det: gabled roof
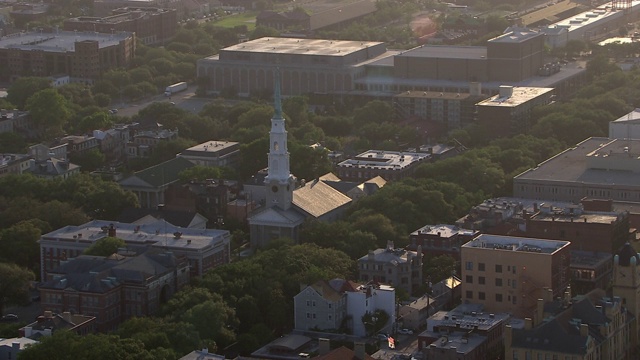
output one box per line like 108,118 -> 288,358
249,206 -> 305,226
293,179 -> 351,218
119,157 -> 194,188
118,207 -> 203,228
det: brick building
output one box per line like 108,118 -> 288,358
38,250 -> 189,332
63,7 -> 177,45
408,224 -> 478,261
0,30 -> 135,83
461,234 -> 571,318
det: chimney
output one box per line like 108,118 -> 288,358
354,342 -> 366,360
44,311 -> 53,319
12,342 -> 20,351
387,240 -> 394,250
580,323 -> 589,337
108,223 -> 116,237
505,325 -> 513,348
536,298 -> 544,325
524,317 -> 533,330
319,338 -> 330,355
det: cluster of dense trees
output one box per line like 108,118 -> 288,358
0,174 -> 138,278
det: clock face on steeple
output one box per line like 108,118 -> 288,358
272,186 -> 279,193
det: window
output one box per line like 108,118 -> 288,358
479,276 -> 485,285
478,263 -> 485,271
496,293 -> 503,302
466,290 -> 473,299
495,264 -> 503,273
466,275 -> 473,284
478,292 -> 485,300
465,261 -> 473,270
495,278 -> 502,287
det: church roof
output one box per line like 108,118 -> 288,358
293,179 -> 352,218
249,206 -> 305,226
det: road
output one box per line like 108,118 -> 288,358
113,84 -> 212,118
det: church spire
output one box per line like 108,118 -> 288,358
264,67 -> 295,210
274,67 -> 283,119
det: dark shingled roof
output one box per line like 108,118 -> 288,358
511,318 -> 588,354
617,243 -> 640,267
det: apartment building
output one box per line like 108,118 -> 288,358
461,234 -> 571,318
357,241 -> 423,296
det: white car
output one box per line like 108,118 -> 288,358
398,328 -> 414,335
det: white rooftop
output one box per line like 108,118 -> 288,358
476,86 -> 554,108
41,219 -> 230,251
463,234 -> 570,254
221,37 -> 383,56
338,150 -> 430,170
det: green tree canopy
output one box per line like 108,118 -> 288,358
26,88 -> 72,136
6,77 -> 51,109
0,262 -> 34,315
83,236 -> 126,256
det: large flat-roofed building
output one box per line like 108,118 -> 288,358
336,150 -> 430,182
461,234 -> 571,318
197,37 -> 388,97
514,137 -> 640,203
542,0 -> 640,48
476,85 -> 554,136
199,33 -> 585,100
39,219 -> 231,279
63,7 -> 177,45
177,140 -> 240,169
0,30 -> 135,82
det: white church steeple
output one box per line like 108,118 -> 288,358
264,68 -> 295,210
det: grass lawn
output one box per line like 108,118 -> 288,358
212,12 -> 258,31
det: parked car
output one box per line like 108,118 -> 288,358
376,333 -> 389,340
1,314 -> 18,322
109,109 -> 118,114
398,328 -> 414,335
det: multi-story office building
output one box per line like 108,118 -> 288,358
514,137 -> 640,203
177,140 -> 240,169
39,219 -> 231,279
357,241 -> 423,296
0,30 -> 135,83
64,7 -> 177,45
475,85 -> 555,136
336,150 -> 430,182
393,90 -> 483,129
461,234 -> 571,318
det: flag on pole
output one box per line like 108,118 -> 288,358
388,336 -> 395,349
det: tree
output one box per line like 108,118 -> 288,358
6,77 -> 51,109
84,236 -> 126,256
424,255 -> 457,284
178,166 -> 223,182
71,148 -> 107,172
0,132 -> 27,153
353,100 -> 393,126
26,88 -> 72,136
0,220 -> 42,272
0,262 -> 34,315
18,331 -> 154,360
